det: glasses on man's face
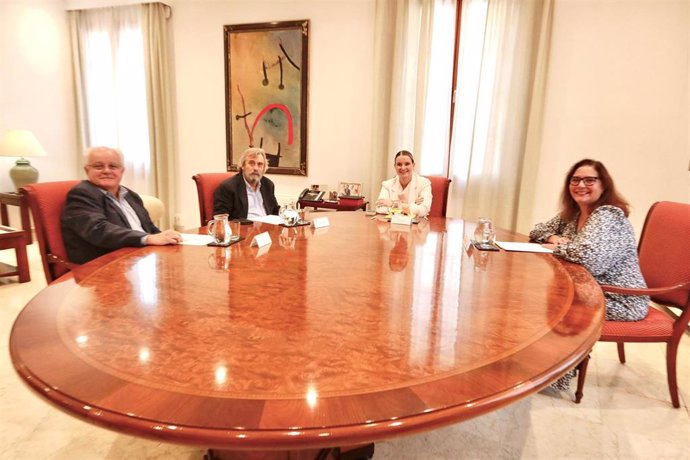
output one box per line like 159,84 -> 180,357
569,176 -> 599,186
88,163 -> 123,171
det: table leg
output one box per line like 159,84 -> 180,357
19,199 -> 32,244
15,241 -> 30,283
205,443 -> 374,460
0,203 -> 8,226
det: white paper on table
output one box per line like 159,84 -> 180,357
494,241 -> 553,253
249,215 -> 284,225
391,214 -> 412,226
179,233 -> 214,246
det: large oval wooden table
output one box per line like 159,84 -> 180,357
10,212 -> 604,459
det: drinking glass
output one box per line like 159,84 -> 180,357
474,217 -> 496,244
229,220 -> 241,241
390,200 -> 402,215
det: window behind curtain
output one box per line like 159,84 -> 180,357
418,0 -> 457,177
71,6 -> 151,194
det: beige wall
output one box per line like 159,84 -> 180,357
171,0 -> 375,227
0,0 -> 77,197
525,0 -> 689,236
2,0 -> 687,234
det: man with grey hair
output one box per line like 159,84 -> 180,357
213,147 -> 280,219
62,146 -> 182,264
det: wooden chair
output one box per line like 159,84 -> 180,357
192,172 -> 237,226
576,201 -> 690,407
21,181 -> 80,284
424,175 -> 451,217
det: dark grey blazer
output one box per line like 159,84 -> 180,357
212,174 -> 280,219
61,180 -> 160,264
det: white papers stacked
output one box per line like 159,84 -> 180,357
249,215 -> 285,225
179,233 -> 215,246
494,241 -> 553,253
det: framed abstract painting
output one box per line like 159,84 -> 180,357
224,20 -> 309,175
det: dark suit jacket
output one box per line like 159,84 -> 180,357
212,174 -> 280,219
61,181 -> 160,264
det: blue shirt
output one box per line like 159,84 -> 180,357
245,179 -> 267,218
100,186 -> 147,244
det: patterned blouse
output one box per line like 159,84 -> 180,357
530,205 -> 649,321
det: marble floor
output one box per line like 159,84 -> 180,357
1,244 -> 689,460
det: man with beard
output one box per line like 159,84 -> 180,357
213,147 -> 280,219
61,146 -> 181,264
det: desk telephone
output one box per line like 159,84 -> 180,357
299,188 -> 325,202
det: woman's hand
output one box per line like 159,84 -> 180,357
415,196 -> 423,205
547,235 -> 570,245
376,198 -> 392,207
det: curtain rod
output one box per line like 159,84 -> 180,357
66,2 -> 172,18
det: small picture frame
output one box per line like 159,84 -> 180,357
338,182 -> 362,198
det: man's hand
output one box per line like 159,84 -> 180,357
146,229 -> 182,246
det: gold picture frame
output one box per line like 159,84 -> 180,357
224,20 -> 309,175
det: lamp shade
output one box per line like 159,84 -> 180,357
0,130 -> 48,190
0,130 -> 48,158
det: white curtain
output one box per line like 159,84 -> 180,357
69,3 -> 175,227
141,3 -> 175,228
447,0 -> 553,230
70,5 -> 151,192
369,0 -> 456,199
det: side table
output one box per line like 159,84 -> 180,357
298,198 -> 368,212
0,191 -> 32,245
0,225 -> 30,283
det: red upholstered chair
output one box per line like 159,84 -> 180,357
424,175 -> 451,217
576,201 -> 690,407
21,181 -> 81,284
192,172 -> 237,226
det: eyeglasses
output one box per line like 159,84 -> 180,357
569,176 -> 599,186
88,163 -> 123,171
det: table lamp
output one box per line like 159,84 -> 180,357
0,129 -> 48,191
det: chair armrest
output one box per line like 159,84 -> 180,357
47,253 -> 79,270
600,280 -> 690,296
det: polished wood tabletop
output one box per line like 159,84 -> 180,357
10,212 -> 603,451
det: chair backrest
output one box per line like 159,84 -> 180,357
424,175 -> 451,218
21,181 -> 80,283
637,201 -> 690,307
139,194 -> 165,227
192,172 -> 237,226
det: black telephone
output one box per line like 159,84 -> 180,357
299,188 -> 324,202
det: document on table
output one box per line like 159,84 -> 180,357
494,241 -> 553,253
179,233 -> 215,246
249,215 -> 285,225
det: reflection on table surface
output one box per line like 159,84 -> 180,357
10,212 -> 603,450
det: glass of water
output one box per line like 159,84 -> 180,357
390,200 -> 402,215
474,217 -> 496,244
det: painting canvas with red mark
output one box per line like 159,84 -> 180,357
224,20 -> 309,176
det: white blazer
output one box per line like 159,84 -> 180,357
375,174 -> 432,217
